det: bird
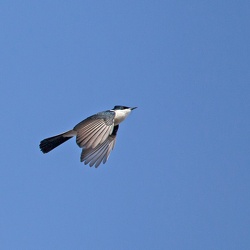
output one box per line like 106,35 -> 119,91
39,105 -> 137,168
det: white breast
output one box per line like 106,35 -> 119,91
114,109 -> 131,125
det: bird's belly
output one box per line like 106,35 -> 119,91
114,109 -> 131,125
114,114 -> 126,125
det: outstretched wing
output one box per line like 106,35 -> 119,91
80,125 -> 119,168
73,111 -> 115,149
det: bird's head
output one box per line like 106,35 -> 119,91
113,105 -> 137,111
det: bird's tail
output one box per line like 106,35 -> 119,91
39,130 -> 76,153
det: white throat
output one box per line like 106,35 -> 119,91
114,109 -> 131,125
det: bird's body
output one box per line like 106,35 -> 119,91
39,105 -> 137,168
113,108 -> 133,125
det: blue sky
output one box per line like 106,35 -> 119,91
0,1 -> 249,249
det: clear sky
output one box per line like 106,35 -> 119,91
0,1 -> 249,249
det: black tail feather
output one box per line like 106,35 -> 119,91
40,134 -> 73,153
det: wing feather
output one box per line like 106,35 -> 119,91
76,121 -> 103,143
80,125 -> 119,168
90,124 -> 113,148
81,123 -> 106,147
89,143 -> 108,167
74,111 -> 115,149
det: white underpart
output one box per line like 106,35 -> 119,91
114,109 -> 131,125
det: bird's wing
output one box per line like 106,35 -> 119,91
73,111 -> 115,149
80,125 -> 119,168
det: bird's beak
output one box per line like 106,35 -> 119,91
130,107 -> 137,110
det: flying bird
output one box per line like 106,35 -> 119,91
39,105 -> 137,168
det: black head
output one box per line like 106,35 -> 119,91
113,105 -> 129,110
113,105 -> 137,110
